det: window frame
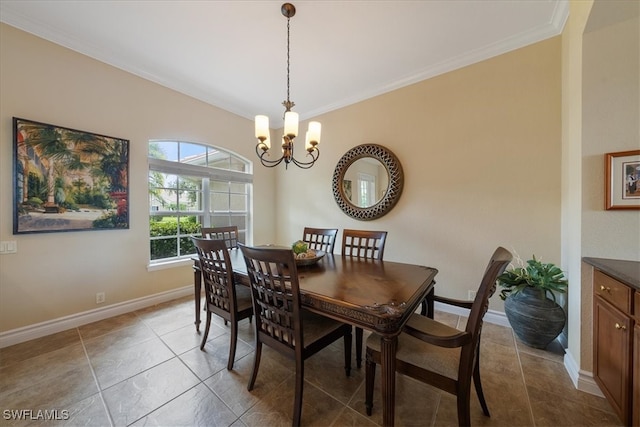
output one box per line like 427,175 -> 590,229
148,140 -> 252,268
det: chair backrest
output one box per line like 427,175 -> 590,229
201,226 -> 239,249
341,229 -> 388,260
461,247 -> 512,376
302,227 -> 338,253
192,237 -> 238,315
238,243 -> 303,352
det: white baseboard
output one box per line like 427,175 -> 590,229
433,301 -> 511,328
564,349 -> 604,397
0,286 -> 193,349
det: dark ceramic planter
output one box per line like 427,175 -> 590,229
504,287 -> 566,349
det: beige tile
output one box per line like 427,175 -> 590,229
433,310 -> 461,328
515,336 -> 565,362
330,406 -> 379,427
0,329 -> 81,369
132,383 -> 238,426
0,343 -> 90,395
88,336 -> 174,390
102,358 -> 200,426
159,322 -> 226,355
479,322 -> 515,348
519,352 -> 616,414
78,312 -> 141,340
304,340 -> 365,404
240,376 -> 345,427
205,349 -> 293,417
527,385 -> 623,426
0,295 -> 619,427
27,393 -> 111,427
138,303 -> 195,336
179,333 -> 253,381
82,322 -> 157,356
349,371 -> 440,426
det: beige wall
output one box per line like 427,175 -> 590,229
0,24 -> 277,332
580,4 -> 640,375
561,0 -> 639,388
0,22 -> 564,335
275,37 -> 563,315
583,15 -> 640,259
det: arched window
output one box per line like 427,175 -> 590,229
148,140 -> 252,264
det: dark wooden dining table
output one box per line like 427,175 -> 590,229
192,249 -> 438,427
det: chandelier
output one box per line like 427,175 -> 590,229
254,3 -> 321,169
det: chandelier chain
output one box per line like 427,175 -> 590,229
286,15 -> 291,112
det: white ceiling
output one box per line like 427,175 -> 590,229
0,1 -> 568,127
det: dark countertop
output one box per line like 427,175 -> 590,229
583,257 -> 640,291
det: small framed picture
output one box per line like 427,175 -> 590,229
605,150 -> 640,210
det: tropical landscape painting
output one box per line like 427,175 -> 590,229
13,117 -> 129,233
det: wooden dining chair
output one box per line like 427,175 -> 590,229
302,227 -> 338,253
192,237 -> 253,370
201,225 -> 240,248
364,247 -> 512,427
239,243 -> 352,427
342,229 -> 388,368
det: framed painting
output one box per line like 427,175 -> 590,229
605,149 -> 640,210
13,117 -> 129,233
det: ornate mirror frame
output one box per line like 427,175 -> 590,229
332,144 -> 404,220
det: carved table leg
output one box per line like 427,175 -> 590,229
193,264 -> 201,332
380,334 -> 398,427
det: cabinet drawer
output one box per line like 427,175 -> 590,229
635,292 -> 640,322
594,270 -> 632,315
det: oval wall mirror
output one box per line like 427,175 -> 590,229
332,144 -> 404,220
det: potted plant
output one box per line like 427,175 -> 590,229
497,255 -> 568,349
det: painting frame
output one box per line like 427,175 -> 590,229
13,117 -> 130,234
605,149 -> 640,210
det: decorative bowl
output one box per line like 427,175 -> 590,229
295,250 -> 325,266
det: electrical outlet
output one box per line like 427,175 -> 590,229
467,290 -> 476,300
96,292 -> 106,304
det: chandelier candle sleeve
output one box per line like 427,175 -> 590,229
284,111 -> 299,137
255,115 -> 269,141
308,121 -> 321,145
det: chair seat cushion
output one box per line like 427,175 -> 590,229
367,330 -> 461,381
235,285 -> 253,312
301,309 -> 347,347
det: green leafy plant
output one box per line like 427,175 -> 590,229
497,255 -> 568,301
292,240 -> 308,255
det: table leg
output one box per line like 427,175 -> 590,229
427,286 -> 435,319
193,266 -> 201,332
380,334 -> 398,427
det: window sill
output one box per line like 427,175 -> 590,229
147,258 -> 193,272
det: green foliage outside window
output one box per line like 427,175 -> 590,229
149,216 -> 200,260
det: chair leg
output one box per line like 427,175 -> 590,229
365,352 -> 376,416
473,347 -> 490,417
355,327 -> 363,368
200,311 -> 212,350
457,383 -> 471,427
344,328 -> 352,377
227,320 -> 238,370
247,341 -> 262,391
293,360 -> 304,427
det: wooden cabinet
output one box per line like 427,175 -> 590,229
593,268 -> 638,426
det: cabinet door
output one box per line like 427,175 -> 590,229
594,296 -> 632,424
633,323 -> 639,427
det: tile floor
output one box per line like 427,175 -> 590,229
0,295 -> 623,427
